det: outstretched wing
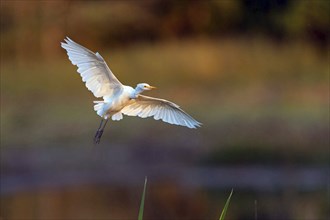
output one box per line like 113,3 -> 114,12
121,95 -> 202,129
61,37 -> 123,98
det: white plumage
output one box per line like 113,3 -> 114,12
121,95 -> 199,129
61,37 -> 201,143
61,37 -> 122,98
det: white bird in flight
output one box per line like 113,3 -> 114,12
61,37 -> 201,144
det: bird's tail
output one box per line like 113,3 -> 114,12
93,101 -> 123,121
93,101 -> 105,117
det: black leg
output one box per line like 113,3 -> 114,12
94,119 -> 104,143
97,119 -> 104,130
102,119 -> 108,130
94,119 -> 108,144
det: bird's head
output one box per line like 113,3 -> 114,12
135,83 -> 157,94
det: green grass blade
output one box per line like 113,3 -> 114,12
138,177 -> 148,220
219,189 -> 234,220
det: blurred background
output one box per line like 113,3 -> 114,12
1,1 -> 329,220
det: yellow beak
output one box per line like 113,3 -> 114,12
147,85 -> 157,90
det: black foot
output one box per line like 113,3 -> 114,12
94,129 -> 104,144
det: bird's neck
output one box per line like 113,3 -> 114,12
133,86 -> 144,97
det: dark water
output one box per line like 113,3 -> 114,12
1,145 -> 328,220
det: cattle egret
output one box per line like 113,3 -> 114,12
61,37 -> 201,144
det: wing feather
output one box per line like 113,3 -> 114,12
61,37 -> 123,98
164,108 -> 170,123
121,95 -> 202,129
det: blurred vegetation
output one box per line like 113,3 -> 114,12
2,38 -> 328,162
1,0 -> 329,63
